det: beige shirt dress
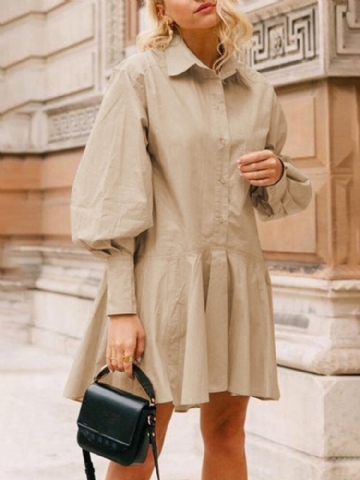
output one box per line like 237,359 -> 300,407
64,35 -> 312,408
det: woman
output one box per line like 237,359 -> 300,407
64,0 -> 312,479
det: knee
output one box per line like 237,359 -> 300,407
201,416 -> 246,454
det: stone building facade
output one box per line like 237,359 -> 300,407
0,0 -> 359,478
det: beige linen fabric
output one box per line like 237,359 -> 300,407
64,35 -> 312,408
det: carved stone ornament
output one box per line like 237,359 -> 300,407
105,0 -> 126,69
247,4 -> 318,72
48,105 -> 100,144
335,0 -> 360,54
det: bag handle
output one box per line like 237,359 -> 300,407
94,363 -> 156,405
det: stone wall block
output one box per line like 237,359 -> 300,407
41,189 -> 72,236
272,276 -> 360,319
0,60 -> 45,113
0,0 -> 43,25
32,289 -> 94,340
332,176 -> 352,265
46,1 -> 96,55
7,246 -> 104,297
246,366 -> 360,458
247,433 -> 360,480
328,80 -> 360,269
281,94 -> 316,159
258,81 -> 329,263
258,196 -> 317,255
0,113 -> 34,152
42,0 -> 69,12
313,180 -> 330,267
271,275 -> 360,374
0,156 -> 42,237
0,1 -> 69,25
30,110 -> 49,150
279,82 -> 328,166
0,157 -> 41,190
0,1 -> 70,24
0,285 -> 34,344
329,82 -> 358,171
259,77 -> 360,275
0,191 -> 42,236
46,49 -> 96,100
0,16 -> 45,68
41,150 -> 81,190
275,331 -> 360,376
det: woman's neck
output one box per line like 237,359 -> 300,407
178,28 -> 220,69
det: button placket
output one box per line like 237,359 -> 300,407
211,81 -> 230,242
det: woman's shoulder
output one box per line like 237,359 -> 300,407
112,48 -> 164,83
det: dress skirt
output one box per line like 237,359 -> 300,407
63,248 -> 280,408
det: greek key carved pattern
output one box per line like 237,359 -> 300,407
48,105 -> 100,143
335,0 -> 360,54
105,0 -> 125,69
247,5 -> 318,72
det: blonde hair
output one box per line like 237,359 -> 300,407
137,0 -> 253,72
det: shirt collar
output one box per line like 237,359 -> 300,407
164,34 -> 242,80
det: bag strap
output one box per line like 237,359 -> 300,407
148,413 -> 161,480
94,364 -> 156,405
82,450 -> 96,480
81,364 -> 160,480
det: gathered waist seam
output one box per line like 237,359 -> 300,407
135,245 -> 264,263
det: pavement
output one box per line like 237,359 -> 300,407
0,339 -> 203,480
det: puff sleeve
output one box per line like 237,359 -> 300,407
250,90 -> 312,221
71,66 -> 153,315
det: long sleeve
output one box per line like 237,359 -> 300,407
71,65 -> 153,315
250,90 -> 312,221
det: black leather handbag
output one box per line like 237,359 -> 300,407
77,364 -> 160,480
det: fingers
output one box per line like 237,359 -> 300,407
122,352 -> 134,378
106,314 -> 145,379
237,149 -> 274,166
237,150 -> 283,186
106,337 -> 135,375
106,349 -> 135,378
135,330 -> 145,365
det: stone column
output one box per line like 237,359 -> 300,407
239,0 -> 360,478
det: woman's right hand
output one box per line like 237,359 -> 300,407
106,314 -> 145,378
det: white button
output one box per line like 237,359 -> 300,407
219,178 -> 226,185
217,216 -> 224,223
219,138 -> 228,146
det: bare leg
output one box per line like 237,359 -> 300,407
200,392 -> 250,480
105,402 -> 174,480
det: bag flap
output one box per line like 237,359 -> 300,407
77,383 -> 151,447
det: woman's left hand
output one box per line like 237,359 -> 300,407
237,150 -> 284,187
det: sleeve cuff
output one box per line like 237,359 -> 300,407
265,163 -> 288,205
106,253 -> 137,316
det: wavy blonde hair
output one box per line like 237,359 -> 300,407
137,0 -> 253,72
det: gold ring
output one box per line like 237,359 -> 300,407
122,355 -> 133,364
110,357 -> 117,361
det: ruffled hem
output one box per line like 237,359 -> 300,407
63,248 -> 280,407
